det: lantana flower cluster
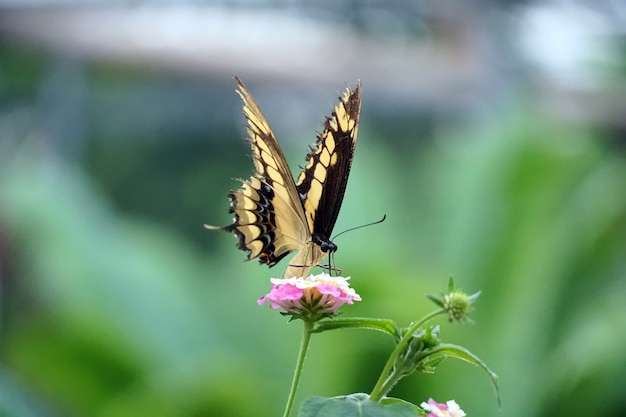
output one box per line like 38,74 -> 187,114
421,398 -> 466,417
258,273 -> 361,320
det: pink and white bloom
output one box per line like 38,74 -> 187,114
258,273 -> 361,319
420,398 -> 466,417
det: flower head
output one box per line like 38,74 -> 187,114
420,399 -> 466,417
258,273 -> 361,321
427,277 -> 480,323
443,291 -> 474,322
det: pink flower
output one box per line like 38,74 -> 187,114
258,273 -> 361,320
420,399 -> 466,417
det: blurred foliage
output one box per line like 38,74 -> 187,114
1,36 -> 626,417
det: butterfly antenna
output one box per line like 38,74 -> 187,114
331,214 -> 387,241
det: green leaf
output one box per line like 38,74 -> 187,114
447,277 -> 456,292
312,318 -> 400,339
427,343 -> 500,406
425,294 -> 444,308
299,394 -> 419,417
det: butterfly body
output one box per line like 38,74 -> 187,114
207,77 -> 361,278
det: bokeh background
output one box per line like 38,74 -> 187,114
1,2 -> 625,416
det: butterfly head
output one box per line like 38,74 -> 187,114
313,234 -> 338,254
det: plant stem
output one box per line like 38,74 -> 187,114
369,309 -> 444,402
283,320 -> 314,417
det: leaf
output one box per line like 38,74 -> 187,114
428,343 -> 500,406
299,394 -> 419,417
312,318 -> 400,339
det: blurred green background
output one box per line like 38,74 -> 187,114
1,2 -> 625,417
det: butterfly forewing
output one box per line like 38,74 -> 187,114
295,83 -> 362,240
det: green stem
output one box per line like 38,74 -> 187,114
369,309 -> 445,402
283,320 -> 314,417
378,372 -> 404,398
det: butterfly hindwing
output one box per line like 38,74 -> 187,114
207,77 -> 361,277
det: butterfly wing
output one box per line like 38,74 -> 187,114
295,83 -> 362,243
206,77 -> 310,267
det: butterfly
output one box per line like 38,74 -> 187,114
206,76 -> 361,278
